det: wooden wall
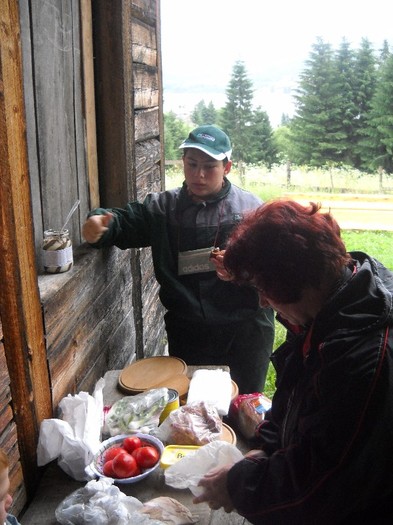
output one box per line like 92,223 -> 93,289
0,0 -> 166,512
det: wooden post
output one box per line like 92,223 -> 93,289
0,0 -> 52,495
80,0 -> 100,209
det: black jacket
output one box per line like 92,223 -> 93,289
228,252 -> 393,524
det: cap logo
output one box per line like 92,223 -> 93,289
197,133 -> 215,143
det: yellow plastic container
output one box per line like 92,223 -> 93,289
159,445 -> 200,469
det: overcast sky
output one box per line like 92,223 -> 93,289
160,0 -> 393,125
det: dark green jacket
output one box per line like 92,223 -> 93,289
88,179 -> 265,325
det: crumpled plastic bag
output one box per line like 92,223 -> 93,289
155,401 -> 222,446
55,478 -> 164,525
56,479 -> 196,525
105,388 -> 169,436
186,369 -> 232,416
165,440 -> 243,496
37,379 -> 104,481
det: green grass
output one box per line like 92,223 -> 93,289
341,230 -> 393,270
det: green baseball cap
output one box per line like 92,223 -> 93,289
179,125 -> 232,161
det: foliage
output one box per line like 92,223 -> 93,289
191,100 -> 217,126
363,53 -> 393,173
214,61 -> 277,169
164,112 -> 191,160
289,37 -> 393,175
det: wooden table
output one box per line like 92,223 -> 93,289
20,369 -> 250,525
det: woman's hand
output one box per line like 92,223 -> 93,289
82,212 -> 113,243
193,464 -> 235,513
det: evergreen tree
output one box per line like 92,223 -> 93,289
379,40 -> 391,63
248,107 -> 278,167
364,53 -> 393,173
334,39 -> 358,165
164,112 -> 190,160
291,38 -> 345,166
352,38 -> 378,170
191,100 -> 217,126
220,60 -> 255,166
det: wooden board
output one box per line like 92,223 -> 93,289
221,422 -> 237,445
119,356 -> 187,393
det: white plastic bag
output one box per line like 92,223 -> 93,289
186,369 -> 232,416
37,379 -> 104,481
164,440 -> 243,496
55,478 -> 162,525
56,479 -> 195,525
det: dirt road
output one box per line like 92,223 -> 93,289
284,193 -> 393,231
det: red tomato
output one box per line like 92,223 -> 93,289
112,452 -> 139,478
123,436 -> 142,454
102,459 -> 116,477
132,445 -> 160,469
104,446 -> 125,462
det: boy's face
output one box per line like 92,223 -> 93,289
0,468 -> 12,524
183,149 -> 232,200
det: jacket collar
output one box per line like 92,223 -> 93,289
177,177 -> 231,211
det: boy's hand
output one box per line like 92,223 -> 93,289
210,250 -> 233,281
82,212 -> 113,243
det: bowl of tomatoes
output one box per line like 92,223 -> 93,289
89,433 -> 164,484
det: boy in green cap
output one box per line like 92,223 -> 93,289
82,125 -> 274,393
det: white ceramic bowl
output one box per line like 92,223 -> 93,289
88,433 -> 164,484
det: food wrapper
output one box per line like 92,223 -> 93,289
37,379 -> 104,481
186,369 -> 232,416
155,401 -> 222,446
105,388 -> 169,436
165,441 -> 243,496
229,392 -> 272,439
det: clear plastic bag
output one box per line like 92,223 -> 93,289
155,401 -> 222,446
105,388 -> 169,436
229,392 -> 272,439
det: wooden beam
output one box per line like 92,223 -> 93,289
0,0 -> 52,495
80,0 -> 100,209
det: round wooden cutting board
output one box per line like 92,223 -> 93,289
221,422 -> 237,445
118,356 -> 188,394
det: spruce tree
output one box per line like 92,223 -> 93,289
334,39 -> 358,165
220,60 -> 255,167
365,53 -> 393,174
191,100 -> 217,126
352,38 -> 378,170
164,112 -> 190,160
248,107 -> 277,167
291,38 -> 344,167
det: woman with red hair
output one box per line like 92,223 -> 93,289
195,199 -> 393,524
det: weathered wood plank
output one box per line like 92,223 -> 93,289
133,63 -> 159,108
131,0 -> 157,24
135,108 -> 160,141
29,0 -> 85,245
0,0 -> 52,499
131,18 -> 157,66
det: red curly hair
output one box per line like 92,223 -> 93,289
224,199 -> 350,304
